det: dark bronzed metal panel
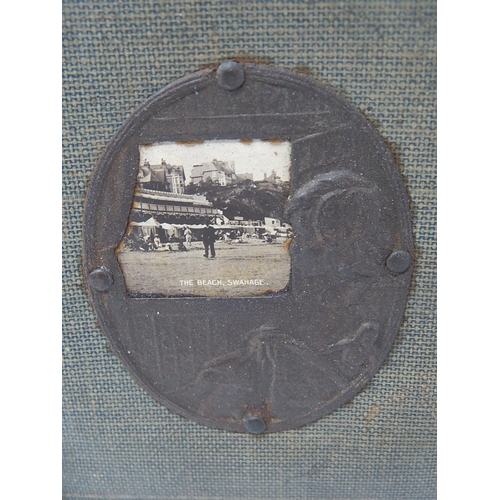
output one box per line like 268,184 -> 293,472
83,62 -> 413,433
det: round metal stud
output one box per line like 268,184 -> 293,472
88,267 -> 114,291
216,60 -> 245,91
245,416 -> 267,434
386,250 -> 412,274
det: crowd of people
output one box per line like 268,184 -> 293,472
124,230 -> 189,252
123,222 -> 290,255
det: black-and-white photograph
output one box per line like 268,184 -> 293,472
116,139 -> 292,297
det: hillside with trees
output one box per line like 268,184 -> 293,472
185,179 -> 290,221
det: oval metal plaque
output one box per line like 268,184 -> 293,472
83,61 -> 413,433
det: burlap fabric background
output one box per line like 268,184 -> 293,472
62,1 -> 436,498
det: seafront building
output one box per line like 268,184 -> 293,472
131,188 -> 223,226
190,159 -> 237,186
129,158 -> 289,235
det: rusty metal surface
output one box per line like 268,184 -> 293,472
83,61 -> 413,433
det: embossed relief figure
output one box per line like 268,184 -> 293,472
286,170 -> 394,282
287,170 -> 396,348
178,170 -> 394,421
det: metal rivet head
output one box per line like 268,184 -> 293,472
216,60 -> 245,91
88,267 -> 114,291
386,250 -> 412,274
245,416 -> 266,434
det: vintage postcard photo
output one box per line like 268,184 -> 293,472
116,139 -> 292,297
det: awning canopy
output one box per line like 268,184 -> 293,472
130,217 -> 160,227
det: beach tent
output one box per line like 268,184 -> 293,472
139,217 -> 160,227
159,222 -> 180,239
128,217 -> 160,239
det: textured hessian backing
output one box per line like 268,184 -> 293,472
62,1 -> 436,499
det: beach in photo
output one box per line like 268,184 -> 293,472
116,139 -> 292,297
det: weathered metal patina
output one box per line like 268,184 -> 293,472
83,61 -> 413,433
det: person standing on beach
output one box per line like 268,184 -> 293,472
183,226 -> 192,248
202,222 -> 216,258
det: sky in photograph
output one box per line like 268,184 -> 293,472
139,140 -> 291,183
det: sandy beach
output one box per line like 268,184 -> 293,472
117,239 -> 291,297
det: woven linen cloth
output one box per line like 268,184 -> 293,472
62,1 -> 436,499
